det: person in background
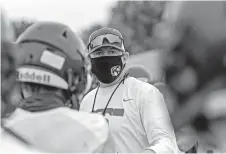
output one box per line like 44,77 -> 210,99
3,22 -> 114,153
80,27 -> 179,153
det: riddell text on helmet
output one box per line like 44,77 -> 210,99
17,72 -> 50,83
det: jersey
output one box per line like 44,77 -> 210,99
4,107 -> 113,153
80,77 -> 179,153
1,128 -> 38,154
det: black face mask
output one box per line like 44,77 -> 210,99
91,56 -> 124,84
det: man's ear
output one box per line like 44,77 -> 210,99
122,52 -> 129,62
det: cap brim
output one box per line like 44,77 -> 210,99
89,44 -> 125,54
16,66 -> 68,89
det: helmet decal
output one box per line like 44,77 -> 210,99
40,50 -> 66,70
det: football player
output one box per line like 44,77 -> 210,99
4,21 -> 114,153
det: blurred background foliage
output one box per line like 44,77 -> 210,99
12,1 -> 167,55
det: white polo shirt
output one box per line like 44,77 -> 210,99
4,107 -> 113,153
80,77 -> 179,153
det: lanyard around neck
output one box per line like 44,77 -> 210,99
91,73 -> 128,116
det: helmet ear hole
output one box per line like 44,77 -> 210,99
62,31 -> 67,38
25,54 -> 33,63
29,54 -> 33,60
